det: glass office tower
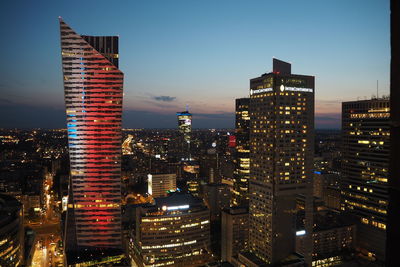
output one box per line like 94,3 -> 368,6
232,98 -> 250,206
60,18 -> 123,253
341,98 -> 390,260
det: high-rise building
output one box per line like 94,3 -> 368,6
221,207 -> 249,264
203,183 -> 231,221
232,98 -> 250,206
59,18 -> 124,263
248,59 -> 314,264
177,108 -> 192,159
147,173 -> 176,198
387,3 -> 400,264
341,98 -> 390,260
129,192 -> 211,266
0,194 -> 23,267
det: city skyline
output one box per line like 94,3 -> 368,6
0,0 -> 390,129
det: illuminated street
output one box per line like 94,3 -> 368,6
28,172 -> 63,267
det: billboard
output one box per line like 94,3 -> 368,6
228,135 -> 236,148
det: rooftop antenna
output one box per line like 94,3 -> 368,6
377,80 -> 379,99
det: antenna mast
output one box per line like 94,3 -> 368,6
377,80 -> 379,99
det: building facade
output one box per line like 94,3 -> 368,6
203,183 -> 231,221
177,108 -> 192,159
232,98 -> 250,206
296,210 -> 356,267
248,59 -> 314,264
130,192 -> 211,267
221,207 -> 249,264
147,173 -> 176,198
341,98 -> 390,260
0,194 -> 23,267
60,19 -> 123,250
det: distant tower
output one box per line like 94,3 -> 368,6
59,18 -> 123,258
232,98 -> 250,206
177,107 -> 192,158
248,58 -> 314,264
341,98 -> 390,260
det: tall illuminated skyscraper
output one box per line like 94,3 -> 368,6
232,98 -> 250,206
341,98 -> 390,260
177,107 -> 192,158
59,18 -> 123,258
248,59 -> 314,264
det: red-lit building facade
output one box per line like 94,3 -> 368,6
60,18 -> 123,255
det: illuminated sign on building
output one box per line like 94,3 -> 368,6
296,230 -> 306,236
250,86 -> 313,95
250,87 -> 273,95
162,205 -> 190,211
284,87 -> 313,93
229,135 -> 236,148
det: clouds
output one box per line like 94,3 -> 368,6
152,95 -> 176,102
0,98 -> 13,105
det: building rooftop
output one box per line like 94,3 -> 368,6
155,192 -> 203,208
222,206 -> 248,215
314,210 -> 356,232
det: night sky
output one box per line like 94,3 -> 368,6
0,0 -> 390,129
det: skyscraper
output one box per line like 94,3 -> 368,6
59,18 -> 123,259
341,98 -> 390,260
177,108 -> 192,159
232,98 -> 250,206
248,59 -> 314,264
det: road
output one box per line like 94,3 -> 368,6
28,172 -> 63,267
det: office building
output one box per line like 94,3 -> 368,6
296,210 -> 356,267
313,172 -> 324,199
341,98 -> 390,260
203,183 -> 230,221
0,194 -> 23,267
387,4 -> 400,263
130,192 -> 211,267
323,186 -> 341,211
177,108 -> 192,159
221,207 -> 249,264
147,173 -> 176,198
232,98 -> 250,206
59,18 -> 124,264
248,59 -> 314,264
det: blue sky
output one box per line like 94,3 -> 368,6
0,0 -> 390,129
